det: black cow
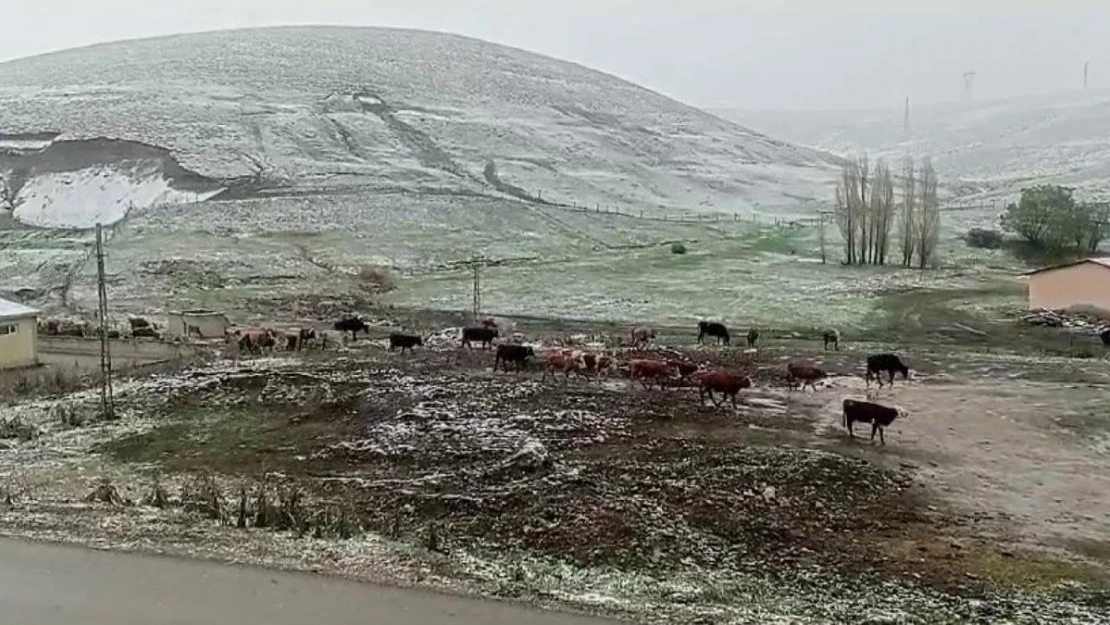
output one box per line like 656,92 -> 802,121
697,321 -> 730,346
843,398 -> 907,445
334,317 -> 369,341
128,317 -> 151,331
287,328 -> 318,351
389,333 -> 424,353
746,327 -> 760,348
866,353 -> 909,388
461,326 -> 498,349
823,329 -> 840,351
1100,328 -> 1110,347
132,327 -> 159,339
494,344 -> 535,371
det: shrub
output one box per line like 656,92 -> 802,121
0,417 -> 39,442
670,242 -> 687,255
966,228 -> 1004,249
357,264 -> 396,293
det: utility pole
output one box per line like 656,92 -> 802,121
1085,61 -> 1090,89
471,256 -> 482,321
94,223 -> 115,421
903,96 -> 910,135
963,71 -> 976,103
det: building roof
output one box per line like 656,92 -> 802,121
0,297 -> 40,322
1021,257 -> 1110,277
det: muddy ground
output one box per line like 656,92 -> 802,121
0,325 -> 1108,624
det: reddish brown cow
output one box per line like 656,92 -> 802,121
668,359 -> 701,385
541,349 -> 585,383
786,361 -> 827,391
576,350 -> 613,382
696,369 -> 752,408
630,326 -> 656,347
628,359 -> 676,390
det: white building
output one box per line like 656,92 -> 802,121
0,297 -> 40,370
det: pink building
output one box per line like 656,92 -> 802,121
1023,257 -> 1110,311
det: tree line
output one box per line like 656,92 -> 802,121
1000,185 -> 1110,255
831,155 -> 940,269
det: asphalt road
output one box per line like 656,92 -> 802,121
0,538 -> 623,625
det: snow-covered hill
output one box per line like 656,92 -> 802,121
716,89 -> 1110,202
0,26 -> 838,229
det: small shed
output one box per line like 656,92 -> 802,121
1022,257 -> 1110,311
0,296 -> 40,370
165,310 -> 230,340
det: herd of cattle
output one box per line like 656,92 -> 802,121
379,318 -> 912,445
223,316 -> 912,445
41,312 -> 911,445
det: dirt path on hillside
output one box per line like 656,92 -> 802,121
810,377 -> 1110,556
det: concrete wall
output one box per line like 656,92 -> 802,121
165,312 -> 229,339
1028,262 -> 1110,311
0,315 -> 38,369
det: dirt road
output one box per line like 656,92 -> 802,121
0,538 -> 621,625
815,376 -> 1110,553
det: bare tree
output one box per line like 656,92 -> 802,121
818,211 -> 829,264
917,158 -> 940,269
834,159 -> 862,264
0,172 -> 21,212
898,157 -> 917,267
869,159 -> 896,265
855,155 -> 870,264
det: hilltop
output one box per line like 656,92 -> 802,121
0,26 -> 838,229
716,89 -> 1110,203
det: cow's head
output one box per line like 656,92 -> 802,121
896,407 -> 910,420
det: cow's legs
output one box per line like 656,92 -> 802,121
730,392 -> 737,409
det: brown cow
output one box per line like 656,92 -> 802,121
696,369 -> 752,408
575,350 -> 613,383
843,398 -> 908,445
630,326 -> 655,347
786,361 -> 827,391
668,359 -> 701,386
628,359 -> 676,390
540,349 -> 585,383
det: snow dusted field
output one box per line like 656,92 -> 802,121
0,26 -> 839,225
717,88 -> 1110,203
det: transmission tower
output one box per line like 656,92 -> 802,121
962,71 -> 976,103
903,96 -> 910,135
94,223 -> 116,421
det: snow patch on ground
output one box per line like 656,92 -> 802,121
13,165 -> 223,228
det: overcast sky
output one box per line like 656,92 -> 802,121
1,1 -> 1108,111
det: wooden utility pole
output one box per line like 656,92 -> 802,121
94,223 -> 115,421
1085,61 -> 1090,89
471,256 -> 482,321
